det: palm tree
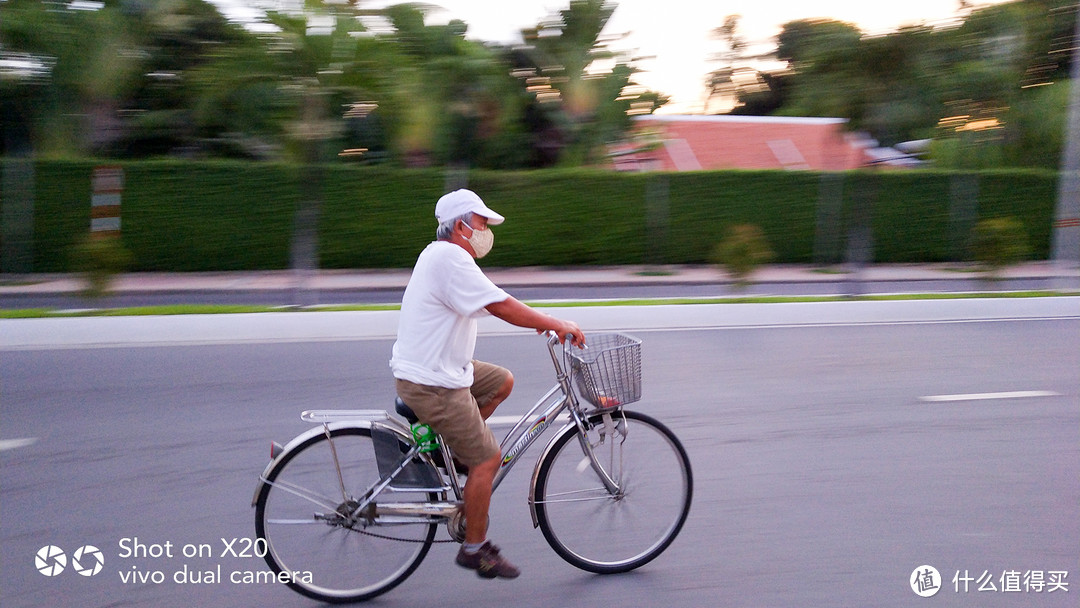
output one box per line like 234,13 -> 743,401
517,0 -> 665,165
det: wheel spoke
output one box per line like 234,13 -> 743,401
535,487 -> 614,504
266,517 -> 334,525
254,427 -> 438,603
261,477 -> 341,512
534,410 -> 692,573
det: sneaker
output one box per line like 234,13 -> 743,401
455,541 -> 520,579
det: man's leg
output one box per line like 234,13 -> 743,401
478,372 -> 513,420
456,362 -> 520,578
397,372 -> 519,578
472,361 -> 513,420
457,451 -> 520,578
462,453 -> 499,544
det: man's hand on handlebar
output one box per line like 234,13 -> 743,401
540,319 -> 585,348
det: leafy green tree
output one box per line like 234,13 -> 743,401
3,0 -> 663,169
1,0 -> 141,156
1,0 -> 254,157
517,0 -> 666,165
382,4 -> 531,168
929,0 -> 1072,168
757,1 -> 1073,167
107,0 -> 253,156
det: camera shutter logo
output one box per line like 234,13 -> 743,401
911,565 -> 941,597
72,545 -> 105,576
35,546 -> 67,577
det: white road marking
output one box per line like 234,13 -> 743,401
0,437 -> 39,451
919,391 -> 1060,402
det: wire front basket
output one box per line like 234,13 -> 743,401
569,332 -> 642,410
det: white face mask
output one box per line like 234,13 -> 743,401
462,222 -> 494,258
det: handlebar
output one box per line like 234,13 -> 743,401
544,329 -> 585,348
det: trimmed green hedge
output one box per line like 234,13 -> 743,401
0,160 -> 1059,272
125,162 -> 298,271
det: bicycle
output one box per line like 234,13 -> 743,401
251,331 -> 693,603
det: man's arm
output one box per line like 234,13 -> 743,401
485,297 -> 585,346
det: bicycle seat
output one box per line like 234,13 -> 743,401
394,397 -> 420,424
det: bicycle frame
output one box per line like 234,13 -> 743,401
254,333 -> 624,531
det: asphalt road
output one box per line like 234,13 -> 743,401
2,300 -> 1078,607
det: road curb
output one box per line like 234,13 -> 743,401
3,297 -> 1077,351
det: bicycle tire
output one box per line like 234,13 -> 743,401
533,410 -> 692,574
254,426 -> 438,603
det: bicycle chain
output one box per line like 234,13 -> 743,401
349,526 -> 458,544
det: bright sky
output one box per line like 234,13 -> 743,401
412,0 -> 1013,113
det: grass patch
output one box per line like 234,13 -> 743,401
530,291 -> 1075,307
2,291 -> 1075,319
0,308 -> 57,319
811,267 -> 851,275
633,270 -> 679,277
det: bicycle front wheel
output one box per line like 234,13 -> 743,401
533,410 -> 692,573
254,426 -> 437,603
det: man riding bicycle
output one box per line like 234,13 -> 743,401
390,189 -> 585,579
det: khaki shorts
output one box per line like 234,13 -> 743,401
394,361 -> 509,467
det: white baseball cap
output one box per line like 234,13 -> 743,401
434,189 -> 504,225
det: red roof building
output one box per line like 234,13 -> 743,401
612,115 -> 899,172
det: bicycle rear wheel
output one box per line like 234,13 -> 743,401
254,426 -> 438,603
533,410 -> 692,573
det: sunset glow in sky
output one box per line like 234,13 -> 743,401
419,0 -> 1012,113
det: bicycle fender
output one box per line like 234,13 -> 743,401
250,419 -> 411,507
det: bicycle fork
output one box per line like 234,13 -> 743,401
583,410 -> 627,497
527,409 -> 628,527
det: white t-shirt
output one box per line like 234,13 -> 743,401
390,241 -> 509,388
